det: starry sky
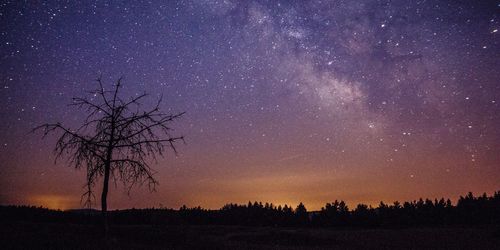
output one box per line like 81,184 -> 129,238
1,0 -> 499,210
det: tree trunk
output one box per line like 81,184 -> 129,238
101,160 -> 111,238
102,115 -> 115,239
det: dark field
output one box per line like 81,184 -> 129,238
1,222 -> 499,249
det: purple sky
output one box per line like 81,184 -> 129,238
1,0 -> 499,210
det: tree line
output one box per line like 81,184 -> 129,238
2,191 -> 499,228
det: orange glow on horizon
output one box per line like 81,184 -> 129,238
28,195 -> 77,211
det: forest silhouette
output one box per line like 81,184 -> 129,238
3,191 -> 498,228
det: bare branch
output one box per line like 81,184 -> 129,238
33,76 -> 184,212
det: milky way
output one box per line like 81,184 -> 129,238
1,1 -> 499,210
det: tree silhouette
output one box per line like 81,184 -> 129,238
34,76 -> 184,236
295,202 -> 308,225
2,190 -> 500,230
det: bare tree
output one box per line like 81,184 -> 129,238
34,76 -> 184,235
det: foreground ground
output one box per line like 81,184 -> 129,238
1,222 -> 499,249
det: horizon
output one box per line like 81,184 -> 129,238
1,1 -> 499,213
3,189 -> 497,212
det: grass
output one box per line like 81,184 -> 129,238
1,221 -> 499,249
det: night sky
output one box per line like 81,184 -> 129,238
1,1 -> 499,210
